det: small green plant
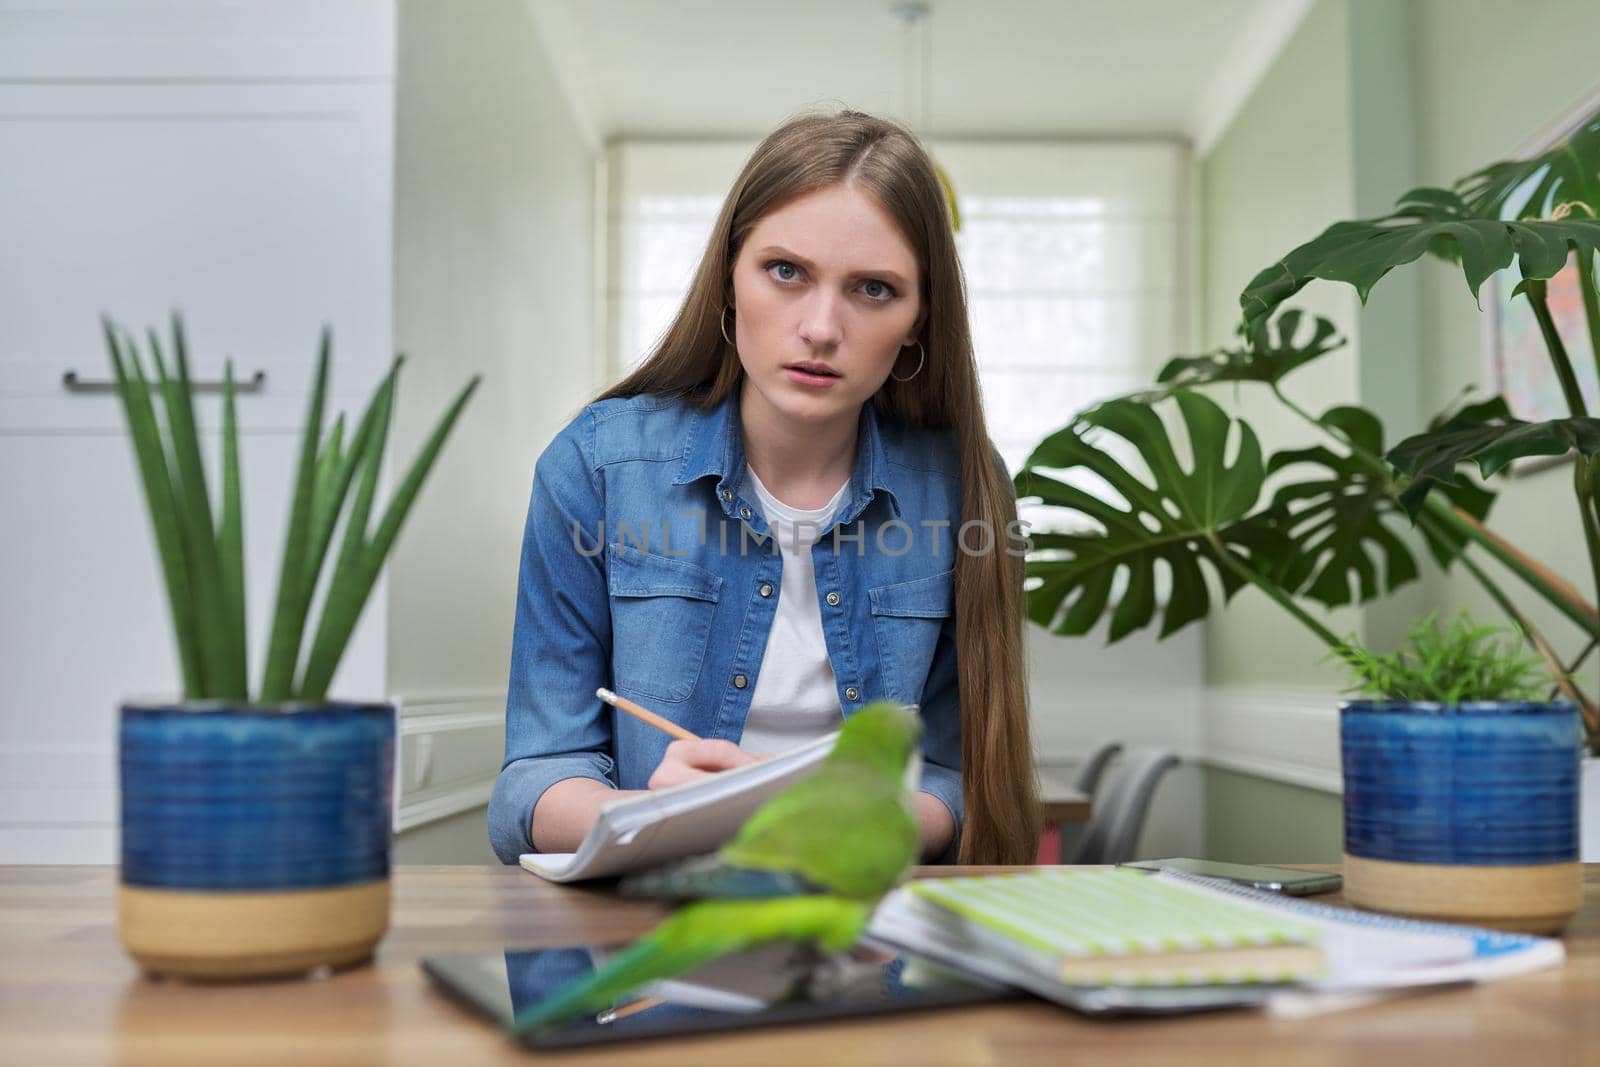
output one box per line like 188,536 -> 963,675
104,311 -> 480,705
1329,611 -> 1554,705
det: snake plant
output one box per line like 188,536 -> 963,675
103,313 -> 480,705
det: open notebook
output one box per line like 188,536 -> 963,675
519,731 -> 838,883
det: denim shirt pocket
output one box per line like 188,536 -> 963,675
606,542 -> 723,703
867,568 -> 954,705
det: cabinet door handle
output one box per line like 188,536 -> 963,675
62,369 -> 267,395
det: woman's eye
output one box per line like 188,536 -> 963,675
764,260 -> 895,302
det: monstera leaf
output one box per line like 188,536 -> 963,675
1457,109 -> 1600,220
1388,405 -> 1600,516
1239,187 -> 1600,342
1264,406 -> 1495,608
1014,391 -> 1295,643
1150,309 -> 1346,394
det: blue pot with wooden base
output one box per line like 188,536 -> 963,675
1340,699 -> 1583,934
117,700 -> 396,979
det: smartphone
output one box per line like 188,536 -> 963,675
1118,858 -> 1342,896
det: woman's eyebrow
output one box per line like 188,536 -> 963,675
754,245 -> 909,289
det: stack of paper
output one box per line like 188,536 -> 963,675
871,869 -> 1325,989
864,868 -> 1566,1017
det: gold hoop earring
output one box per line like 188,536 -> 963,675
890,340 -> 925,383
720,306 -> 736,348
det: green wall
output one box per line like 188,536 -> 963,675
1203,767 -> 1343,864
1199,0 -> 1362,693
1198,0 -> 1600,858
394,806 -> 499,865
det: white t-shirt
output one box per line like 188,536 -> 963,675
737,463 -> 850,756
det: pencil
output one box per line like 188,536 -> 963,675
596,995 -> 663,1024
595,687 -> 700,742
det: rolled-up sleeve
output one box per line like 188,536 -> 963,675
488,412 -> 618,864
916,611 -> 964,865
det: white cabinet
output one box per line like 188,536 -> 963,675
0,2 -> 397,863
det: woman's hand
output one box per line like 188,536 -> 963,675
648,738 -> 760,789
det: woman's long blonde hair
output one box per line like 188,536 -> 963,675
593,108 -> 1040,864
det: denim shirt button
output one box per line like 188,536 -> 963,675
733,674 -> 748,689
825,591 -> 840,606
759,582 -> 773,597
844,686 -> 859,702
721,487 -> 733,501
739,505 -> 752,520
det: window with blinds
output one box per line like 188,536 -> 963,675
604,139 -> 1191,532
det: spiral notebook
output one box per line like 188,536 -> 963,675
1179,871 -> 1570,1018
872,868 -> 1327,988
865,867 -> 1565,1017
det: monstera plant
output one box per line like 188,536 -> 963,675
1239,115 -> 1600,571
1017,103 -> 1593,748
1016,104 -> 1600,752
1241,106 -> 1600,734
1018,313 -> 1488,647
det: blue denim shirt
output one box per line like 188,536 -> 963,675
487,385 -> 967,865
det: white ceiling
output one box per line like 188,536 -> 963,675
524,0 -> 1311,150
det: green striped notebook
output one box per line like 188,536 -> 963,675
902,869 -> 1325,986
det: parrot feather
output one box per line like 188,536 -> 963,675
509,896 -> 873,1031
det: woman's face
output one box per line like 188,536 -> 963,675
729,182 -> 924,425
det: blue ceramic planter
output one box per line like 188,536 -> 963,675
117,700 -> 397,978
1339,699 -> 1583,932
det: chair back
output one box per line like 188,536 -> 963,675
1069,747 -> 1179,865
1071,739 -> 1124,795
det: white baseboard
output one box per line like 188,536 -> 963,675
395,779 -> 495,834
395,691 -> 504,834
0,745 -> 118,864
1200,687 -> 1342,794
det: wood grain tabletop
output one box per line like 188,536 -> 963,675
2,863 -> 1596,1066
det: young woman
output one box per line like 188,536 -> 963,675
488,109 -> 1039,866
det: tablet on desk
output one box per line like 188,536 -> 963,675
422,939 -> 1017,1049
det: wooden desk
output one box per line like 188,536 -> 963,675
3,865 -> 1597,1066
1039,786 -> 1092,824
1037,763 -> 1094,823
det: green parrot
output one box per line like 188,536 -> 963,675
509,699 -> 925,1033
